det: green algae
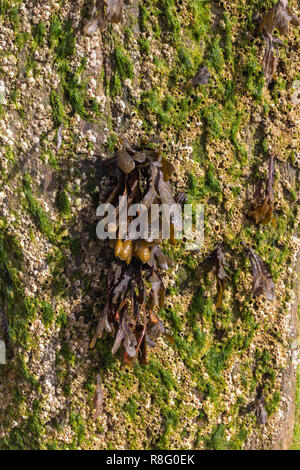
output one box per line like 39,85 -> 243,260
208,37 -> 224,74
187,0 -> 211,41
50,91 -> 66,126
23,174 -> 54,242
33,22 -> 46,48
139,37 -> 150,55
56,189 -> 71,216
205,423 -> 228,450
158,0 -> 181,37
115,47 -> 133,81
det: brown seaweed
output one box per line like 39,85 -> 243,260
260,0 -> 300,35
244,390 -> 268,425
117,145 -> 136,175
156,170 -> 182,231
83,0 -> 123,35
249,155 -> 275,225
91,140 -> 177,364
260,1 -> 300,81
191,66 -> 210,86
244,245 -> 275,301
255,396 -> 268,425
93,374 -> 104,419
262,33 -> 285,83
175,192 -> 188,206
106,0 -> 124,24
207,246 -> 229,309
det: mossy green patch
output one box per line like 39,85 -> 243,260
208,36 -> 224,74
56,189 -> 71,216
23,174 -> 54,242
114,47 -> 133,82
187,0 -> 211,41
40,300 -> 55,326
139,37 -> 150,55
33,22 -> 46,48
70,412 -> 85,448
158,0 -> 181,37
204,424 -> 228,450
50,90 -> 66,126
124,396 -> 138,421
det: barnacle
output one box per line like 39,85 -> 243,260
91,140 -> 176,364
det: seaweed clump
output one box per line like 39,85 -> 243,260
92,374 -> 104,419
249,155 -> 275,225
91,140 -> 179,365
244,244 -> 275,301
260,1 -> 300,81
83,0 -> 123,35
191,66 -> 210,86
205,246 -> 229,309
242,389 -> 268,425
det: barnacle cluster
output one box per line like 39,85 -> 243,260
90,140 -> 179,364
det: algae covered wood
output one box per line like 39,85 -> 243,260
0,0 -> 299,451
